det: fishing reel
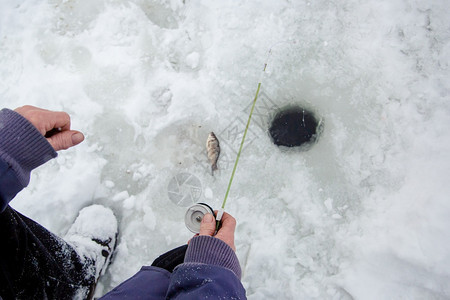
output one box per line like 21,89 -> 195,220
185,203 -> 223,233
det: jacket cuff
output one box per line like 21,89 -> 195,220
0,109 -> 57,187
184,235 -> 242,279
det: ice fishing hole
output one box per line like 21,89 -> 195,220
269,106 -> 320,148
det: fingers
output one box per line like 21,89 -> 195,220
14,105 -> 84,151
46,111 -> 72,133
215,212 -> 236,251
199,213 -> 216,236
47,130 -> 85,151
216,213 -> 236,238
198,211 -> 236,251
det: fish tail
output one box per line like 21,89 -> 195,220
211,163 -> 218,175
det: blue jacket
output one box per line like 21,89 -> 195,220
101,243 -> 245,299
0,108 -> 246,299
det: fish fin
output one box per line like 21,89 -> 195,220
211,164 -> 218,176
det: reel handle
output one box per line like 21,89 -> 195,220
215,208 -> 224,232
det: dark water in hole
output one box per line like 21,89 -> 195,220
269,107 -> 319,147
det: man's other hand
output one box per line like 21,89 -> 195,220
15,105 -> 84,151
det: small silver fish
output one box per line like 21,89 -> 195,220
206,132 -> 220,174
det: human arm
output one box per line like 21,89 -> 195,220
0,106 -> 84,212
99,212 -> 246,299
166,212 -> 246,299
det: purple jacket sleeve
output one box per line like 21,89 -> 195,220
0,108 -> 57,212
167,236 -> 246,299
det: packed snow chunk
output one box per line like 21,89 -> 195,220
112,191 -> 130,202
104,180 -> 115,188
143,206 -> 156,231
185,52 -> 200,69
324,198 -> 333,211
123,196 -> 136,210
204,187 -> 213,199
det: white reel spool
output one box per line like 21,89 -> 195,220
185,203 -> 214,233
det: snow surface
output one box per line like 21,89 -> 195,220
1,0 -> 450,298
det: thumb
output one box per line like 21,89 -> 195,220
47,130 -> 84,151
199,213 -> 216,236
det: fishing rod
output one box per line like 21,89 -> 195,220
185,40 -> 298,234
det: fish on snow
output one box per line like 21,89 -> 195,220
206,132 -> 220,175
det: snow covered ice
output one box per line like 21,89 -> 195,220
1,0 -> 450,298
